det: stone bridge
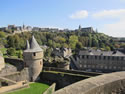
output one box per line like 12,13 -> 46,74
54,71 -> 125,94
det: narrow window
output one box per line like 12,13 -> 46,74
33,53 -> 36,56
82,55 -> 84,59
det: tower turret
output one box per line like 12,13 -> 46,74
23,36 -> 43,81
26,40 -> 30,50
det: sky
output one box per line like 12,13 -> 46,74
0,0 -> 125,37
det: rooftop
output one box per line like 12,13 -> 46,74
24,36 -> 43,52
79,50 -> 125,56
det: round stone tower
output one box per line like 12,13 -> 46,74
23,36 -> 43,81
0,51 -> 5,71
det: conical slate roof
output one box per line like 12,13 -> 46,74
26,40 -> 30,50
24,36 -> 43,52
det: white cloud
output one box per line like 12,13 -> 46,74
120,0 -> 125,2
93,9 -> 125,19
100,19 -> 125,37
92,9 -> 125,37
70,10 -> 88,19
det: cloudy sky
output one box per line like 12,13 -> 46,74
0,0 -> 125,37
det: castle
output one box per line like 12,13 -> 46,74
23,36 -> 43,81
0,51 -> 5,71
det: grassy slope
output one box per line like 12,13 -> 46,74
7,82 -> 49,94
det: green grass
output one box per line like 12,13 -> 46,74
7,82 -> 49,94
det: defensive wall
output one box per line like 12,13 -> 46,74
40,67 -> 102,90
5,58 -> 24,71
2,68 -> 29,82
43,83 -> 56,94
0,81 -> 29,94
54,71 -> 125,94
43,67 -> 103,76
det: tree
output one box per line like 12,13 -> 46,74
105,46 -> 111,51
69,35 -> 78,49
88,34 -> 92,47
7,48 -> 16,56
92,35 -> 99,47
48,39 -> 53,47
17,50 -> 22,58
45,48 -> 52,57
7,36 -> 15,48
0,32 -> 5,38
76,42 -> 83,49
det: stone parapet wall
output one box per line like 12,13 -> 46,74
0,64 -> 17,75
40,69 -> 90,90
54,71 -> 125,94
43,83 -> 56,94
0,81 -> 29,94
5,58 -> 24,71
1,68 -> 29,82
43,67 -> 103,76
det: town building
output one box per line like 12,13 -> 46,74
71,49 -> 125,72
52,48 -> 72,58
76,25 -> 95,33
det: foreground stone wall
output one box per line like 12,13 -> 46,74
0,81 -> 29,94
43,67 -> 103,76
5,58 -> 24,71
40,69 -> 91,90
1,68 -> 29,82
54,71 -> 125,94
0,56 -> 5,71
43,83 -> 56,94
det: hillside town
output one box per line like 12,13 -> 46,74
1,0 -> 125,94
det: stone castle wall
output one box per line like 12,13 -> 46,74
0,56 -> 5,71
40,71 -> 86,90
5,58 -> 24,71
43,67 -> 103,76
40,67 -> 102,90
2,68 -> 29,82
54,71 -> 125,94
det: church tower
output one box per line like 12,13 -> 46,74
23,36 -> 43,81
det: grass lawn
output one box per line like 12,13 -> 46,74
7,82 -> 49,94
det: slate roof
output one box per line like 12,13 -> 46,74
79,50 -> 125,56
24,36 -> 43,52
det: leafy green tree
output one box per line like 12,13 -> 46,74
76,42 -> 83,49
88,34 -> 92,47
17,50 -> 23,58
7,36 -> 15,48
105,46 -> 111,51
48,39 -> 53,47
7,48 -> 16,56
62,43 -> 68,48
92,35 -> 99,47
69,35 -> 78,49
0,32 -> 6,38
45,48 -> 52,57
